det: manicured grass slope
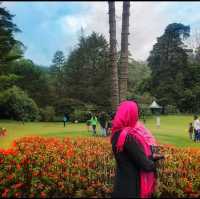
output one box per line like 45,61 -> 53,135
0,115 -> 199,149
145,115 -> 198,147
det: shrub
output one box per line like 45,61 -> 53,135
70,110 -> 88,123
39,106 -> 55,122
154,146 -> 200,198
140,103 -> 152,118
0,74 -> 20,91
0,86 -> 40,121
53,98 -> 86,117
52,116 -> 63,122
0,137 -> 199,198
165,105 -> 179,115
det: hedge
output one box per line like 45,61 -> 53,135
0,137 -> 199,198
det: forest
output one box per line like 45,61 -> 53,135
0,5 -> 200,122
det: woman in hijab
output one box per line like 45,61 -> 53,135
111,100 -> 164,198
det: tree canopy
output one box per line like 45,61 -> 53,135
0,6 -> 23,73
146,23 -> 200,113
1,4 -> 200,121
147,23 -> 189,106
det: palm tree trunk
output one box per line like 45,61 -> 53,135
119,1 -> 130,102
108,1 -> 119,111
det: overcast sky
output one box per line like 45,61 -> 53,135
3,1 -> 200,66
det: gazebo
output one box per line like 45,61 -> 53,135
149,101 -> 162,113
149,101 -> 162,127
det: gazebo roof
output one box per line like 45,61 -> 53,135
149,101 -> 162,109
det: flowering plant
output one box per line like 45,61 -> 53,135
0,127 -> 7,136
0,136 -> 199,198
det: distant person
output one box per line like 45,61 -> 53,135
193,115 -> 200,142
106,112 -> 115,136
156,116 -> 160,128
188,123 -> 193,140
140,109 -> 146,124
98,111 -> 107,137
63,113 -> 68,127
198,130 -> 200,142
86,112 -> 92,132
111,100 -> 164,198
106,120 -> 112,136
90,113 -> 98,136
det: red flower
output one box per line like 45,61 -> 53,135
40,192 -> 46,198
16,164 -> 21,170
3,148 -> 17,156
2,188 -> 9,198
184,183 -> 193,194
66,149 -> 74,158
7,175 -> 14,181
59,159 -> 65,164
11,183 -> 23,189
0,158 -> 3,164
0,148 -> 4,154
12,141 -> 17,147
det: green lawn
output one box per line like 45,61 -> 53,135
0,115 -> 199,149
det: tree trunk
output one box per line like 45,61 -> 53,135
119,1 -> 130,102
108,1 -> 119,111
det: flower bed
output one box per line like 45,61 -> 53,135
0,136 -> 200,198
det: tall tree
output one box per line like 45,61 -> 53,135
127,58 -> 151,98
50,50 -> 66,100
63,32 -> 111,110
9,58 -> 50,107
0,6 -> 22,74
51,50 -> 65,75
108,1 -> 119,111
147,23 -> 190,111
119,1 -> 130,102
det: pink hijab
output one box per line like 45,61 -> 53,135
111,100 -> 157,198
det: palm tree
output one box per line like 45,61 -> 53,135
119,1 -> 130,102
108,1 -> 119,111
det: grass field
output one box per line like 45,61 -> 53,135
0,115 -> 200,149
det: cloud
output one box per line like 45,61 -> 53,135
70,1 -> 200,61
3,1 -> 200,65
60,15 -> 88,33
130,2 -> 171,60
58,1 -> 171,61
3,2 -> 86,66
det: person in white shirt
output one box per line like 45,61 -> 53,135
193,115 -> 200,142
156,116 -> 160,128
